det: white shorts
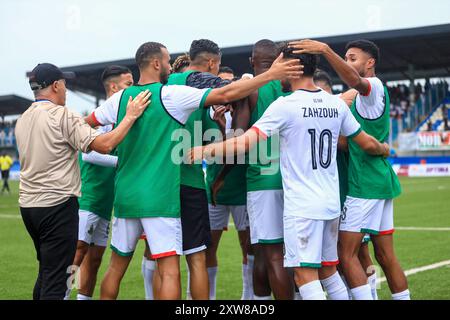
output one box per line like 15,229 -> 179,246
110,217 -> 182,259
339,196 -> 395,236
78,210 -> 110,247
208,204 -> 249,231
284,216 -> 340,268
247,190 -> 284,245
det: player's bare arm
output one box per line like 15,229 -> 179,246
338,135 -> 349,152
189,127 -> 260,164
88,90 -> 151,154
352,130 -> 390,157
289,39 -> 370,95
204,54 -> 302,106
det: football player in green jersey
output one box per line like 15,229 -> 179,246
313,69 -> 379,300
168,41 -> 253,300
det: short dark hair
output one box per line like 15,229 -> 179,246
101,65 -> 132,84
253,39 -> 280,56
218,66 -> 234,75
281,45 -> 318,77
313,69 -> 332,88
345,39 -> 380,63
135,42 -> 166,70
189,39 -> 221,62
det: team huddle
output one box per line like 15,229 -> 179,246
22,37 -> 410,300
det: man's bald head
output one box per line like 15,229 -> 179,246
251,39 -> 279,75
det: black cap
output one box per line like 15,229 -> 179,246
28,63 -> 75,91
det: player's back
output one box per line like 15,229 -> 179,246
270,89 -> 357,220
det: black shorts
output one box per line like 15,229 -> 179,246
180,184 -> 211,254
1,170 -> 9,180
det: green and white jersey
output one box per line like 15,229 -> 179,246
347,77 -> 402,199
92,83 -> 211,218
246,81 -> 288,192
167,71 -> 207,190
78,124 -> 116,221
203,107 -> 247,206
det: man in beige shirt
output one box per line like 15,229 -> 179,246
16,63 -> 150,300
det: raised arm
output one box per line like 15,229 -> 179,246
204,54 -> 302,106
289,40 -> 370,95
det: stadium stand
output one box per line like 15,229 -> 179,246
416,98 -> 450,132
23,24 -> 450,155
390,81 -> 450,141
0,120 -> 17,147
0,95 -> 33,176
54,24 -> 450,100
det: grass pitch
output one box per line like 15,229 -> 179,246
0,177 -> 449,300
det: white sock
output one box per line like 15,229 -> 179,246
241,255 -> 255,300
207,267 -> 218,300
186,266 -> 192,300
77,294 -> 92,300
299,280 -> 326,300
392,289 -> 411,300
368,273 -> 379,300
340,275 -> 353,300
320,272 -> 349,300
254,295 -> 272,300
247,254 -> 255,300
350,284 -> 373,300
141,257 -> 156,300
241,264 -> 249,300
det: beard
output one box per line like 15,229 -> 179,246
160,66 -> 170,84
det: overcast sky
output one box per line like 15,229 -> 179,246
1,0 -> 450,115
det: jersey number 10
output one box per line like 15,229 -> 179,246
308,129 -> 332,170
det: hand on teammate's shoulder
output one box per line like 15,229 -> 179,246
125,90 -> 152,120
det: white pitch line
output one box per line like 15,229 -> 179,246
396,227 -> 450,231
378,260 -> 450,283
0,214 -> 21,219
225,224 -> 450,231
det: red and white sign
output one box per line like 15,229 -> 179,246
393,164 -> 450,177
417,131 -> 450,150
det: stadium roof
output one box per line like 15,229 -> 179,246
0,95 -> 33,117
39,24 -> 450,99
